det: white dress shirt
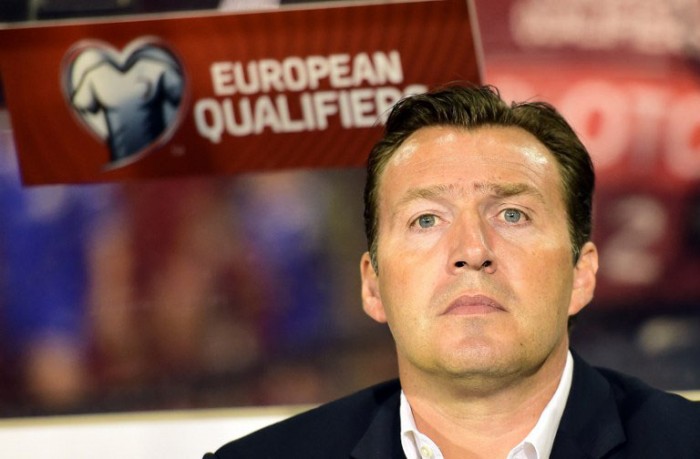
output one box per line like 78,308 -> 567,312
400,351 -> 574,459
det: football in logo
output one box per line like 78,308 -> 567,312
61,37 -> 186,167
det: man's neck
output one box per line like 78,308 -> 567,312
400,349 -> 569,459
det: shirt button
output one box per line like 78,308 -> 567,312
420,445 -> 434,458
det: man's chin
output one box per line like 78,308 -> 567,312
435,346 -> 527,381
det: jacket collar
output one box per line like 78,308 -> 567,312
551,351 -> 626,458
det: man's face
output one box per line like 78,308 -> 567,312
360,125 -> 598,386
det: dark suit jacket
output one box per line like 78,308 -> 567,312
207,352 -> 700,458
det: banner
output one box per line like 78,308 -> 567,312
0,0 -> 482,185
476,0 -> 700,304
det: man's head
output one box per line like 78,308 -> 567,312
363,85 -> 595,272
359,84 -> 599,387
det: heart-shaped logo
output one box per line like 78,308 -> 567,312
61,37 -> 186,168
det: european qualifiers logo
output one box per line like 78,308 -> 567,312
193,51 -> 427,144
61,37 -> 186,168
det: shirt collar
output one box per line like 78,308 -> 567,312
514,350 -> 574,458
399,351 -> 574,459
400,390 -> 443,459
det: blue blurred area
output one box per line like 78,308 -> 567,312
0,178 -> 87,356
0,126 -> 119,412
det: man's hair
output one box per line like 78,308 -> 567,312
363,84 -> 595,271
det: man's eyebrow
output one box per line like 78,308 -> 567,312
393,182 -> 546,213
478,182 -> 545,201
395,184 -> 458,209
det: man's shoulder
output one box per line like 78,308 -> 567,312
596,365 -> 700,424
556,353 -> 700,457
576,356 -> 700,454
210,379 -> 401,458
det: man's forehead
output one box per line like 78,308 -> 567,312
376,125 -> 566,212
389,125 -> 552,167
383,126 -> 556,181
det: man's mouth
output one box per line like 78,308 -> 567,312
442,294 -> 506,315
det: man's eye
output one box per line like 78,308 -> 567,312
415,214 -> 437,228
502,208 -> 523,223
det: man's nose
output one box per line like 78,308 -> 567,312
448,216 -> 496,274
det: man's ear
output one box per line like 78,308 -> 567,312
569,241 -> 599,316
360,252 -> 387,323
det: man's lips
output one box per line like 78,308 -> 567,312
441,294 -> 506,315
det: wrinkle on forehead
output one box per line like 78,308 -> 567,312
390,128 -> 458,167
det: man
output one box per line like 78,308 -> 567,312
206,85 -> 700,458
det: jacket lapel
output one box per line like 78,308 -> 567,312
551,352 -> 626,459
351,386 -> 406,459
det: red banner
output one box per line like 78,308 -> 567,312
0,0 -> 482,185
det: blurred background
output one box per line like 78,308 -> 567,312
0,0 -> 698,419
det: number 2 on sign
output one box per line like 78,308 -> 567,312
600,195 -> 667,285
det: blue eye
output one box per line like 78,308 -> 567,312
503,209 -> 522,223
416,214 -> 437,228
